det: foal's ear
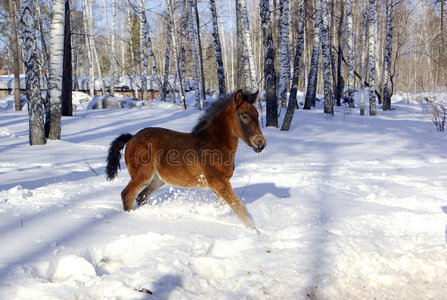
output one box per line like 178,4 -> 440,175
246,91 -> 259,104
235,89 -> 244,106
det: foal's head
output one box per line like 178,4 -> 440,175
232,90 -> 267,153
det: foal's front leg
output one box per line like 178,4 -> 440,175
208,178 -> 259,233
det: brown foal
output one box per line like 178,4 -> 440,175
106,90 -> 266,232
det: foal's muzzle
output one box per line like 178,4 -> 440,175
251,135 -> 266,153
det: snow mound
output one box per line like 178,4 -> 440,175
47,255 -> 96,282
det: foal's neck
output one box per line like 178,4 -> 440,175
205,105 -> 239,151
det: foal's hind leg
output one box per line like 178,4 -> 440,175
136,173 -> 166,206
121,168 -> 154,211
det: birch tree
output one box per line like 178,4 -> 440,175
82,0 -> 94,96
368,0 -> 377,116
103,0 -> 116,95
193,0 -> 206,105
278,0 -> 290,109
209,0 -> 226,95
61,0 -> 72,117
126,2 -> 137,97
259,0 -> 278,127
304,0 -> 322,109
168,0 -> 186,109
20,0 -> 46,145
382,0 -> 393,111
241,0 -> 258,90
187,0 -> 201,108
345,0 -> 355,106
320,0 -> 333,115
140,0 -> 148,100
236,0 -> 257,92
47,0 -> 65,140
360,3 -> 368,115
281,0 -> 305,131
160,11 -> 172,102
9,0 -> 21,111
86,0 -> 105,95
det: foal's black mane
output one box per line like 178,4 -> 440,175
192,92 -> 236,135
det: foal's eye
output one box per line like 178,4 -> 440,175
241,115 -> 248,120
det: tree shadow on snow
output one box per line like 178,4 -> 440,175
442,206 -> 447,244
148,274 -> 183,299
234,182 -> 291,204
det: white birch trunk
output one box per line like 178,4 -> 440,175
20,0 -> 46,145
48,0 -> 65,139
87,0 -> 105,95
9,0 -> 21,111
281,0 -> 305,131
259,0 -> 278,127
278,0 -> 290,109
218,1 -> 229,93
368,0 -> 377,116
140,0 -> 162,96
320,0 -> 333,115
241,0 -> 258,90
360,3 -> 367,115
82,0 -> 94,96
227,0 -> 235,91
126,2 -> 137,97
168,0 -> 186,109
140,0 -> 148,100
193,0 -> 206,106
160,11 -> 172,102
187,0 -> 200,108
345,0 -> 355,103
382,0 -> 393,111
209,0 -> 226,95
103,0 -> 116,95
304,0 -> 322,109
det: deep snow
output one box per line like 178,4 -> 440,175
0,92 -> 446,299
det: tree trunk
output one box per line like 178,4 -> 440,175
368,0 -> 377,116
320,0 -> 334,115
9,0 -> 21,111
47,0 -> 65,140
236,0 -> 255,91
168,0 -> 186,109
82,0 -> 94,96
281,0 -> 305,131
111,0 -> 116,95
140,0 -> 148,100
35,0 -> 50,123
335,0 -> 344,107
187,0 -> 201,108
194,0 -> 206,106
160,11 -> 172,102
89,1 -> 105,96
278,0 -> 290,109
126,2 -> 137,97
259,0 -> 278,127
304,0 -> 322,109
241,0 -> 258,91
62,0 -> 72,117
382,0 -> 393,111
20,0 -> 46,145
209,0 -> 226,95
360,3 -> 367,115
345,0 -> 355,106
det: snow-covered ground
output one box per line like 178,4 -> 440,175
0,92 -> 446,299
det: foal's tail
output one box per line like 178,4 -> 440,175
106,133 -> 134,180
